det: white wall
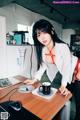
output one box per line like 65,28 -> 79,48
6,45 -> 37,78
0,4 -> 63,78
0,4 -> 33,33
62,29 -> 75,46
0,3 -> 62,38
0,16 -> 7,78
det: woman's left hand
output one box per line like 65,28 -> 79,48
59,85 -> 70,97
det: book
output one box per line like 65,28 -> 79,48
0,77 -> 20,88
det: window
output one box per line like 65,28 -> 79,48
17,24 -> 34,45
17,24 -> 27,31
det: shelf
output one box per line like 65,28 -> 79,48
6,43 -> 33,46
7,44 -> 28,46
70,34 -> 80,53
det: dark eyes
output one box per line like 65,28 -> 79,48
37,34 -> 40,37
37,32 -> 46,38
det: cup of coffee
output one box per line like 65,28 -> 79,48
39,82 -> 51,95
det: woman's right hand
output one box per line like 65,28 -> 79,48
24,79 -> 37,85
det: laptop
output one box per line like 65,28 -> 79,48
0,101 -> 41,120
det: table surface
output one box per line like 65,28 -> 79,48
0,75 -> 72,120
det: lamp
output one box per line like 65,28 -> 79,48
50,7 -> 53,13
40,0 -> 44,4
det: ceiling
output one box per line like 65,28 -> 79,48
0,0 -> 80,29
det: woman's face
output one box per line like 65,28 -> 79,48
37,31 -> 52,46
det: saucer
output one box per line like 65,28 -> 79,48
32,87 -> 57,100
18,85 -> 34,93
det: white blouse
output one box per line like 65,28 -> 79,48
34,43 -> 78,87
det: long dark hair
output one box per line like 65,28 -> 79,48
32,19 -> 64,69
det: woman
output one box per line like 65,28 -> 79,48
25,19 -> 71,96
25,19 -> 80,120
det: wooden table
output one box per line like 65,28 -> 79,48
0,76 -> 72,120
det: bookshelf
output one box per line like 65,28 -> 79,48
70,34 -> 80,57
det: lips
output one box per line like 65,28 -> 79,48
42,40 -> 47,43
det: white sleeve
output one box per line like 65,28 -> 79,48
34,62 -> 47,81
61,45 -> 72,87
